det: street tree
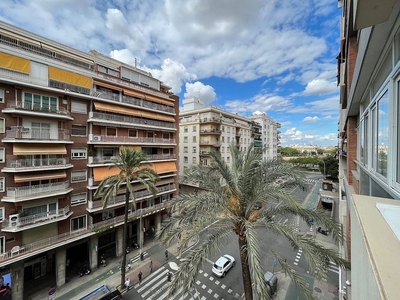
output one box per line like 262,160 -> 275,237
156,145 -> 349,300
280,146 -> 300,156
94,147 -> 159,289
319,156 -> 339,179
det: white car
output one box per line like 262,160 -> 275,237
212,255 -> 235,277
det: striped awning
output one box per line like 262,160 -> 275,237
13,144 -> 67,155
14,171 -> 66,183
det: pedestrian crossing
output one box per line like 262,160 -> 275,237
305,178 -> 319,183
133,260 -> 243,300
314,261 -> 340,281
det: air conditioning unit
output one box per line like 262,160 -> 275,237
93,136 -> 100,141
9,214 -> 20,227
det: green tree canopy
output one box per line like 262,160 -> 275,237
319,156 -> 339,179
156,145 -> 349,299
280,147 -> 300,156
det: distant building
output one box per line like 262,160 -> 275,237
338,0 -> 400,299
178,98 -> 279,175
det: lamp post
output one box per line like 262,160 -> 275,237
322,161 -> 326,179
139,200 -> 144,260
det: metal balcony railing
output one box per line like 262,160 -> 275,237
90,112 -> 175,129
6,181 -> 70,198
5,101 -> 70,116
121,95 -> 175,113
0,202 -> 170,263
4,126 -> 70,141
1,206 -> 71,230
89,134 -> 176,144
5,158 -> 69,169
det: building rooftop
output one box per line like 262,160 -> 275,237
353,195 -> 400,299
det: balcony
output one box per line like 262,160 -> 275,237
2,102 -> 73,120
87,183 -> 176,212
121,95 -> 175,113
0,202 -> 169,266
2,158 -> 72,172
199,117 -> 221,123
199,151 -> 211,156
1,205 -> 73,232
89,134 -> 176,145
89,112 -> 175,130
199,129 -> 221,135
3,181 -> 73,203
3,126 -> 71,143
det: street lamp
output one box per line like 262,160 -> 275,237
139,199 -> 144,260
322,161 -> 326,179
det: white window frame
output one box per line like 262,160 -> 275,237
0,148 -> 4,163
71,170 -> 87,183
0,89 -> 4,103
71,100 -> 87,114
162,148 -> 171,156
71,193 -> 87,206
71,148 -> 87,159
0,118 -> 4,134
0,236 -> 5,254
0,178 -> 4,192
0,207 -> 4,222
70,215 -> 87,232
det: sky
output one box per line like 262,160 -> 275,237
0,0 -> 341,147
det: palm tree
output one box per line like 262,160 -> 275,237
156,144 -> 350,299
94,147 -> 159,289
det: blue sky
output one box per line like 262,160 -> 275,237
0,0 -> 340,147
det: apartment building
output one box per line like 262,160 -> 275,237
0,21 -> 179,299
179,97 -> 279,175
338,0 -> 400,299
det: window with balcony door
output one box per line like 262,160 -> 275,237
106,127 -> 117,136
192,146 -> 197,153
162,148 -> 171,156
24,92 -> 58,111
71,215 -> 87,231
184,156 -> 188,163
376,90 -> 389,178
0,207 -> 4,222
128,129 -> 138,138
102,210 -> 115,220
24,202 -> 57,216
162,133 -> 170,140
184,126 -> 188,133
0,178 -> 4,192
71,193 -> 87,206
184,146 -> 188,153
71,125 -> 87,136
184,137 -> 188,143
192,126 -> 197,132
192,136 -> 196,142
0,89 -> 4,103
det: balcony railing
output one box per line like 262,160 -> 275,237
5,158 -> 69,169
4,101 -> 71,117
5,181 -> 70,199
0,201 -> 170,263
88,184 -> 176,210
89,134 -> 176,144
4,126 -> 70,141
121,95 -> 175,113
1,206 -> 71,231
89,112 -> 175,129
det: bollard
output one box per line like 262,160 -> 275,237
140,253 -> 144,261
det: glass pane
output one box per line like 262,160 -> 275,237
50,97 -> 58,111
33,94 -> 41,109
364,114 -> 369,166
24,93 -> 33,109
360,120 -> 364,164
377,91 -> 389,177
372,106 -> 377,169
42,96 -> 49,111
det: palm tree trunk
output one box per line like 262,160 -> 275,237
239,235 -> 253,300
120,190 -> 129,289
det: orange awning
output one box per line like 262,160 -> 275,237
93,80 -> 123,91
14,171 -> 66,183
93,166 -> 120,182
13,144 -> 67,155
150,161 -> 177,174
0,51 -> 30,73
48,66 -> 91,88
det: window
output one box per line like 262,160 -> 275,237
128,129 -> 138,138
71,193 -> 87,206
222,147 -> 225,153
227,157 -> 230,163
192,126 -> 197,132
0,148 -> 4,163
71,101 -> 87,114
71,215 -> 87,231
184,146 -> 188,153
0,178 -> 4,192
71,170 -> 87,182
71,125 -> 87,136
71,148 -> 87,159
102,210 -> 115,220
106,127 -> 117,136
162,148 -> 171,156
162,132 -> 170,140
222,137 -> 225,142
192,136 -> 196,142
222,126 -> 225,132
98,65 -> 120,77
228,137 -> 231,143
0,236 -> 4,254
0,89 -> 4,102
184,156 -> 188,163
184,137 -> 188,143
0,118 -> 4,133
161,194 -> 170,202
192,146 -> 197,153
23,92 -> 58,111
192,157 -> 196,164
24,202 -> 57,216
184,126 -> 188,133
376,91 -> 388,177
0,207 -> 4,222
227,127 -> 230,133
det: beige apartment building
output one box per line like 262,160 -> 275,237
338,0 -> 400,299
0,21 -> 179,299
179,97 -> 280,175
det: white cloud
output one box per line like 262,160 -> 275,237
303,116 -> 320,123
304,79 -> 337,95
184,82 -> 216,105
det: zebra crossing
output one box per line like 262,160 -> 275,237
305,178 -> 319,183
132,260 -> 243,300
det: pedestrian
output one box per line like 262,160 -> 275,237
124,277 -> 131,290
165,250 -> 169,261
167,271 -> 172,282
138,271 -> 143,285
176,241 -> 180,252
127,262 -> 131,271
149,260 -> 153,273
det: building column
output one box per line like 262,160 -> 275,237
89,236 -> 99,270
55,247 -> 67,287
11,260 -> 24,300
116,226 -> 123,257
155,212 -> 162,234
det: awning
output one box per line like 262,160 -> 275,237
48,66 -> 91,88
151,161 -> 177,174
120,146 -> 141,152
14,171 -> 66,183
13,144 -> 67,155
0,51 -> 30,73
93,166 -> 120,182
123,89 -> 174,107
93,80 -> 123,92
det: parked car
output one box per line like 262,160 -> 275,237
212,254 -> 235,277
264,271 -> 278,296
99,290 -> 123,300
